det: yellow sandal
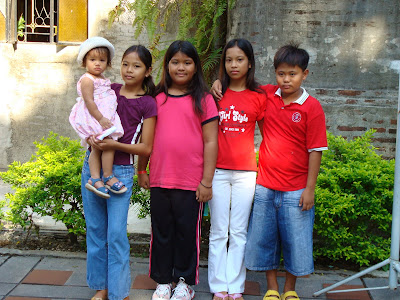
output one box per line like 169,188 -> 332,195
263,289 -> 281,300
281,291 -> 300,300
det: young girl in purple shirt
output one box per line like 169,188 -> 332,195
84,45 -> 157,300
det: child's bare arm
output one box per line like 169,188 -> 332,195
196,119 -> 218,203
95,117 -> 156,157
299,150 -> 322,211
210,79 -> 223,100
81,77 -> 112,129
137,154 -> 150,189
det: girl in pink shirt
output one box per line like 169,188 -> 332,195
138,40 -> 219,300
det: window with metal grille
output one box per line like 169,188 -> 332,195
17,0 -> 58,43
0,0 -> 87,44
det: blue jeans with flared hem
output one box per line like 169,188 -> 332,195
81,151 -> 133,300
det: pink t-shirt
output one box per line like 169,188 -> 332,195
149,93 -> 219,191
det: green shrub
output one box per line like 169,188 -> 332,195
0,199 -> 5,229
314,130 -> 394,266
0,132 -> 86,243
131,175 -> 150,219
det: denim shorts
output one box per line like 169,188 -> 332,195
244,184 -> 315,276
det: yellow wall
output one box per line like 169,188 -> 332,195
0,11 -> 5,41
58,0 -> 88,43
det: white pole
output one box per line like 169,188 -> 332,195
389,60 -> 400,289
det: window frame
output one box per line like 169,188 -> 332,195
2,0 -> 87,45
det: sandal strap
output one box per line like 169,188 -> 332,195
90,177 -> 102,184
281,291 -> 299,300
229,294 -> 243,300
103,174 -> 115,183
264,290 -> 280,300
214,293 -> 229,300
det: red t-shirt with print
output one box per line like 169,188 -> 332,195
216,88 -> 266,172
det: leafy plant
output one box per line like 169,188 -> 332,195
314,130 -> 394,266
17,14 -> 25,38
131,174 -> 150,218
0,132 -> 85,244
108,0 -> 236,82
0,199 -> 5,230
0,132 -> 153,243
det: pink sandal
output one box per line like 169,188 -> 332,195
229,294 -> 244,300
213,293 -> 229,300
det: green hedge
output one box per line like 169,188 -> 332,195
314,130 -> 394,266
0,132 -> 150,243
0,132 -> 85,243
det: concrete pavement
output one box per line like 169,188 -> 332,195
0,247 -> 399,300
1,182 -> 400,299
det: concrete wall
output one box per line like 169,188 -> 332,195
229,0 -> 400,158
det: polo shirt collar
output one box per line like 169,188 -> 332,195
275,87 -> 309,105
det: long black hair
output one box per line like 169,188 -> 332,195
122,45 -> 155,97
219,38 -> 263,95
155,40 -> 209,115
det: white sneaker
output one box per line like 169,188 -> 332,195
171,277 -> 195,300
152,283 -> 172,300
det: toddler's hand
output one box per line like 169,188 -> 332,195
99,117 -> 112,129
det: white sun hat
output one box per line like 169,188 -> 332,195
77,36 -> 115,65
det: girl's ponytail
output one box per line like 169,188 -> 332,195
143,75 -> 155,97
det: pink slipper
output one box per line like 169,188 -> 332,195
229,294 -> 244,300
213,293 -> 229,300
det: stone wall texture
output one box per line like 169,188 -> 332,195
228,0 -> 400,158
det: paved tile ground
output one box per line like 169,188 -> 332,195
0,248 -> 399,300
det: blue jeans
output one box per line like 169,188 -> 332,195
245,185 -> 315,276
81,151 -> 133,300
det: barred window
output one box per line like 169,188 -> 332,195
0,0 -> 87,44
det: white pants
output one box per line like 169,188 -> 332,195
208,168 -> 257,294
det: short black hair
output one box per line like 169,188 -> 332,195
274,43 -> 309,71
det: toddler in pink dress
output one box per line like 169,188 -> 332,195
69,37 -> 126,199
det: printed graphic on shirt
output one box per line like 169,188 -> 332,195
292,112 -> 302,123
219,105 -> 249,136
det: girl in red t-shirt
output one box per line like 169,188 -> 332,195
208,39 -> 266,300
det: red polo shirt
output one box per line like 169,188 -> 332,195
257,84 -> 328,191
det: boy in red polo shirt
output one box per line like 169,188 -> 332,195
244,44 -> 328,300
